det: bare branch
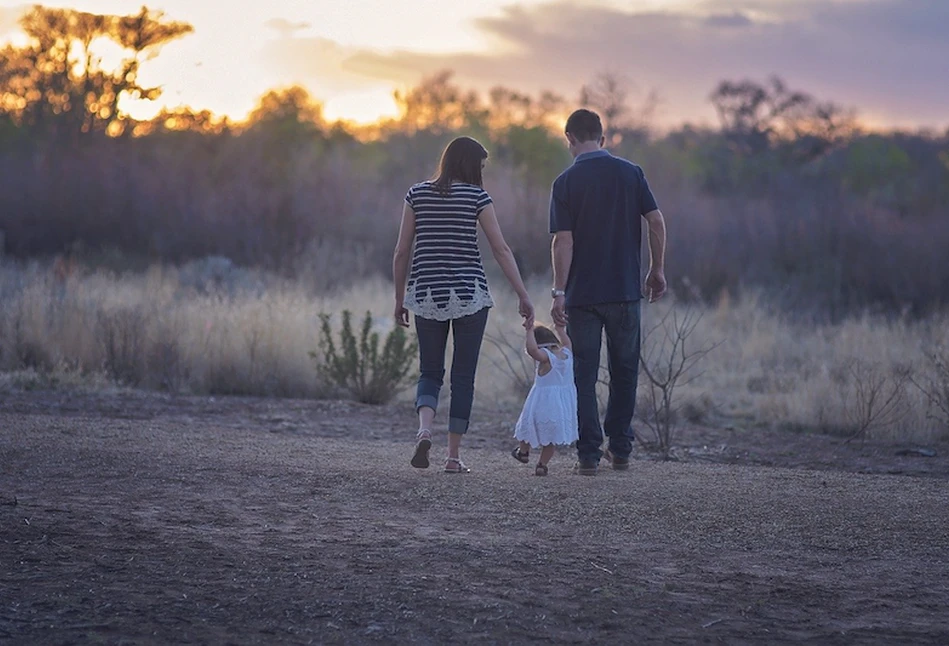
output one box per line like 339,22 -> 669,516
637,304 -> 720,458
483,329 -> 534,396
843,360 -> 910,442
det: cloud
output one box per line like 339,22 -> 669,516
262,0 -> 949,127
703,11 -> 755,28
265,18 -> 311,38
261,35 -> 384,94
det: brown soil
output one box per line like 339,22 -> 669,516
2,390 -> 948,644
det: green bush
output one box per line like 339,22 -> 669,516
312,310 -> 417,405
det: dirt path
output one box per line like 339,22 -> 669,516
1,392 -> 948,644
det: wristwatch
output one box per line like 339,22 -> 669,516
551,288 -> 565,298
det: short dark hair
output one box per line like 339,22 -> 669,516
533,324 -> 559,347
432,136 -> 488,192
565,109 -> 603,143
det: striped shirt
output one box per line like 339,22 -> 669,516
403,181 -> 495,321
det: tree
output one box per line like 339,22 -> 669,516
0,5 -> 192,139
247,86 -> 325,130
393,70 -> 487,135
133,107 -> 231,136
709,75 -> 855,159
579,72 -> 658,146
580,72 -> 630,132
487,86 -> 565,132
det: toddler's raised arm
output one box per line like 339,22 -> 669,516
525,326 -> 551,364
554,323 -> 572,351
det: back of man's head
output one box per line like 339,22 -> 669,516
565,109 -> 603,143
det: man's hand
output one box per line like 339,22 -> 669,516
645,269 -> 667,303
551,295 -> 568,327
394,302 -> 410,328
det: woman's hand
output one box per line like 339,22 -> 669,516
518,294 -> 535,329
394,302 -> 410,328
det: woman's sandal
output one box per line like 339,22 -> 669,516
444,457 -> 471,474
511,447 -> 530,464
411,429 -> 433,469
534,462 -> 549,477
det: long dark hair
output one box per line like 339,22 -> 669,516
432,136 -> 488,193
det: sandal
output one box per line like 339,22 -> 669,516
411,429 -> 433,469
534,463 -> 549,477
511,447 -> 530,464
444,457 -> 471,474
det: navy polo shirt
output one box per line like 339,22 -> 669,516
549,150 -> 659,307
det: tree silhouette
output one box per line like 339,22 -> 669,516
579,71 -> 659,146
580,72 -> 631,132
393,70 -> 486,135
709,75 -> 855,159
248,86 -> 324,128
0,5 -> 192,139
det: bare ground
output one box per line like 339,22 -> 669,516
1,390 -> 948,645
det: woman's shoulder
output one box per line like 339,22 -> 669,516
409,180 -> 434,192
456,184 -> 493,209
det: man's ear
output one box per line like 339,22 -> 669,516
599,135 -> 606,148
565,132 -> 578,146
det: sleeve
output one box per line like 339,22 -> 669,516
404,185 -> 416,209
549,176 -> 573,233
476,189 -> 493,214
639,168 -> 659,215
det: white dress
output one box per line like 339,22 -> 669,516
514,348 -> 579,449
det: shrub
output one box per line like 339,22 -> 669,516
483,326 -> 534,399
637,306 -> 719,459
313,310 -> 417,404
98,306 -> 147,385
841,359 -> 911,442
910,348 -> 949,434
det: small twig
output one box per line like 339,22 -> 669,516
591,563 -> 614,575
702,618 -> 724,629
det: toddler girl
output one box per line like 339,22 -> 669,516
511,323 -> 578,475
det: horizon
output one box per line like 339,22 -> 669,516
1,0 -> 948,131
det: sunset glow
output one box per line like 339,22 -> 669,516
1,0 -> 946,128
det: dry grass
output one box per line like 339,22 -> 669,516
1,261 -> 947,444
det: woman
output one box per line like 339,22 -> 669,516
393,136 -> 534,473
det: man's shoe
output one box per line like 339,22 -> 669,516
574,459 -> 598,476
604,449 -> 630,471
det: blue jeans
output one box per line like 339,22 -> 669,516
414,307 -> 489,434
568,301 -> 641,462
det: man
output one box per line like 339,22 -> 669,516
549,109 -> 667,476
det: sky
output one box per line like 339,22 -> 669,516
0,0 -> 947,129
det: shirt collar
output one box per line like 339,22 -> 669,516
574,149 -> 611,164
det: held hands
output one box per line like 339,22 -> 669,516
645,268 -> 667,303
519,294 -> 535,329
551,295 -> 568,327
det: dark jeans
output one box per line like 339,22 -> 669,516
568,301 -> 641,462
414,307 -> 489,434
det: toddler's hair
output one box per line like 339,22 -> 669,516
533,324 -> 559,347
